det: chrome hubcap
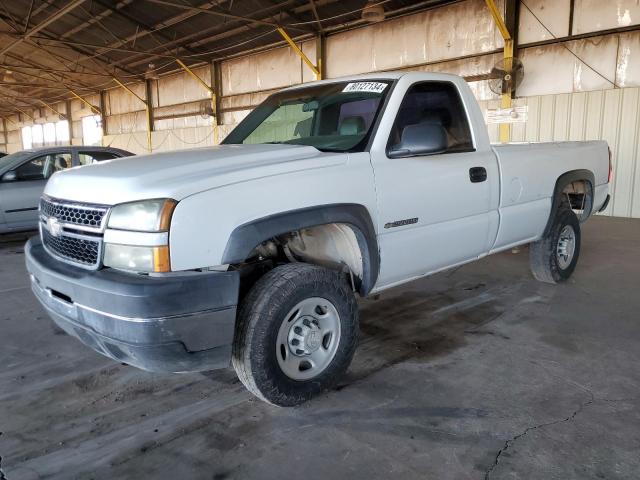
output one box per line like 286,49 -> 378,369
276,297 -> 341,381
556,225 -> 576,269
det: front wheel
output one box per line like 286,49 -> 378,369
529,206 -> 581,284
232,263 -> 358,406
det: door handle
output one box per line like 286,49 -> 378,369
469,167 -> 487,183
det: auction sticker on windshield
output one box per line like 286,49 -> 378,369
342,82 -> 387,94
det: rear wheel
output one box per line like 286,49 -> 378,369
529,207 -> 581,284
232,263 -> 358,406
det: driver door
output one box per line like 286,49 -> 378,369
371,81 -> 497,287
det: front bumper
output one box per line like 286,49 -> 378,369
25,237 -> 240,373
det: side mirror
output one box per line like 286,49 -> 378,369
1,171 -> 16,182
388,123 -> 448,159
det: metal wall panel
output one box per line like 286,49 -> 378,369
325,0 -> 504,78
617,31 -> 640,87
221,40 -> 316,96
105,111 -> 147,136
573,0 -> 640,34
518,32 -> 640,97
518,0 -> 570,44
103,126 -> 216,155
402,52 -> 502,100
152,66 -> 212,108
105,83 -> 146,116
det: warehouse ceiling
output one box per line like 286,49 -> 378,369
0,0 -> 459,117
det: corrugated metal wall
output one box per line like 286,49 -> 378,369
479,87 -> 640,218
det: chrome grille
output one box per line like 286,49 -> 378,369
40,196 -> 109,269
40,197 -> 108,229
42,228 -> 100,266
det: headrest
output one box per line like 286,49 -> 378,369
339,116 -> 366,136
420,108 -> 452,127
54,156 -> 68,169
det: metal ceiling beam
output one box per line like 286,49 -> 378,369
58,0 -> 134,39
22,35 -> 139,77
5,33 -> 178,59
1,50 -> 103,101
121,0 -> 326,70
0,82 -> 70,90
0,62 -> 114,79
143,0 -> 307,31
0,0 -> 87,57
90,0 -> 201,57
62,0 -> 227,68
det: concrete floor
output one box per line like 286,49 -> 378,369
1,216 -> 639,480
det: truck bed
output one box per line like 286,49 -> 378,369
490,140 -> 610,252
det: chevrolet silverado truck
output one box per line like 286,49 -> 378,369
26,72 -> 611,406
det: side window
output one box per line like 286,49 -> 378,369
78,151 -> 120,165
15,153 -> 72,181
388,82 -> 474,155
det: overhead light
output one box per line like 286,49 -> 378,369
2,70 -> 15,82
362,1 -> 385,22
144,63 -> 159,80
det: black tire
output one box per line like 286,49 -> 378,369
529,207 -> 581,284
232,263 -> 358,406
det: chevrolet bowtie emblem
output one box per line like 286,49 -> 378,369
46,217 -> 63,237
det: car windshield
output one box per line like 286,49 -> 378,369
0,151 -> 33,171
222,80 -> 393,152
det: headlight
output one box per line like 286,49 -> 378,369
103,244 -> 170,273
104,198 -> 176,273
107,198 -> 176,232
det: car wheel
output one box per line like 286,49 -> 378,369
232,263 -> 358,406
529,206 -> 581,284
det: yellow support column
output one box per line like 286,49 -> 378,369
485,0 -> 514,143
16,106 -> 35,122
38,99 -> 67,120
277,27 -> 321,80
68,88 -> 101,115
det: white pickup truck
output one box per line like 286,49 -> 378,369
26,72 -> 611,406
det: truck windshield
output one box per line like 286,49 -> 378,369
222,80 -> 393,152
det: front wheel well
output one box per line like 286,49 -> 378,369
223,204 -> 379,298
231,222 -> 372,299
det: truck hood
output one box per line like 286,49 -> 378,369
45,144 -> 347,205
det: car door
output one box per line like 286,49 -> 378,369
370,81 -> 497,287
0,151 -> 72,230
